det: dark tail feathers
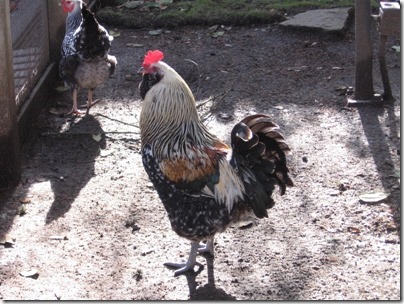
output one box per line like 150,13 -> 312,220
231,114 -> 294,196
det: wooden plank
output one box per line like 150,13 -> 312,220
0,0 -> 21,190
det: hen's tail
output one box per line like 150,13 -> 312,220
231,114 -> 293,198
77,3 -> 112,59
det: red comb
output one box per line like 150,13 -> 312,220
143,50 -> 164,69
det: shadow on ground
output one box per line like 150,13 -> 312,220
357,102 -> 401,233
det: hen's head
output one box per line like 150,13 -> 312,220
61,0 -> 82,13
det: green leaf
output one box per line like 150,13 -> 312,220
48,108 -> 64,116
126,43 -> 144,48
359,192 -> 390,204
109,30 -> 121,38
92,134 -> 102,142
210,31 -> 225,38
123,1 -> 143,9
145,2 -> 160,8
148,29 -> 163,36
19,269 -> 38,278
0,237 -> 15,248
99,149 -> 115,157
55,86 -> 69,92
18,205 -> 27,216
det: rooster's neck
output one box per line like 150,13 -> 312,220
140,81 -> 217,160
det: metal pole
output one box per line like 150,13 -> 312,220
354,0 -> 374,100
0,0 -> 20,190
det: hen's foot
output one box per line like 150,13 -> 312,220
78,99 -> 101,108
65,108 -> 86,116
79,99 -> 101,115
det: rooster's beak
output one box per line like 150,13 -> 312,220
137,67 -> 145,74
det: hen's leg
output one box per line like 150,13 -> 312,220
67,89 -> 85,115
85,89 -> 100,115
164,241 -> 202,276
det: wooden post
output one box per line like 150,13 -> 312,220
0,0 -> 20,190
48,0 -> 67,64
354,0 -> 374,100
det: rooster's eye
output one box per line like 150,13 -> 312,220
139,73 -> 162,100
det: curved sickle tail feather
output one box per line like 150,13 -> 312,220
232,114 -> 294,197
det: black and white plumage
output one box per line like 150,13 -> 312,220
59,0 -> 117,115
138,50 -> 293,276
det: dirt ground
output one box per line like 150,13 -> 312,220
0,17 -> 401,300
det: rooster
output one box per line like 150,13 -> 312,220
138,50 -> 293,276
59,0 -> 117,115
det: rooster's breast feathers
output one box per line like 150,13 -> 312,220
145,138 -> 249,214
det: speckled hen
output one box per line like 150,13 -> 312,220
138,50 -> 294,276
59,0 -> 117,115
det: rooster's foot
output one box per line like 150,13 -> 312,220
198,240 -> 214,256
164,261 -> 203,276
164,241 -> 203,276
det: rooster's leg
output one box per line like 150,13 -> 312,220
164,241 -> 202,276
67,89 -> 85,115
198,239 -> 214,256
